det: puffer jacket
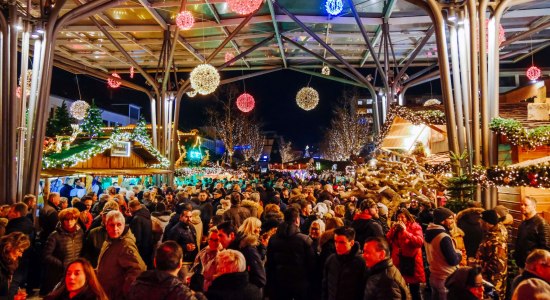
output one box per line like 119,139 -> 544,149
97,226 -> 146,300
351,211 -> 384,248
229,232 -> 266,288
387,221 -> 426,284
128,269 -> 205,300
363,259 -> 411,300
42,223 -> 84,294
514,214 -> 550,268
456,208 -> 484,258
322,242 -> 367,300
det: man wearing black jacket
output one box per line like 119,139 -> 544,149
129,200 -> 154,269
514,196 -> 550,269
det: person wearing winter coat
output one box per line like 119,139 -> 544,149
514,196 -> 550,269
387,208 -> 425,300
322,226 -> 367,300
362,236 -> 411,300
128,241 -> 205,300
266,207 -> 315,300
351,200 -> 384,248
97,210 -> 146,300
128,200 -> 154,269
456,205 -> 484,258
190,229 -> 223,292
205,250 -> 262,300
39,192 -> 61,243
0,232 -> 31,300
40,208 -> 85,296
445,267 -> 485,300
222,192 -> 251,228
44,258 -> 108,300
165,209 -> 198,264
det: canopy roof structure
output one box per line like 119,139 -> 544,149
43,0 -> 550,83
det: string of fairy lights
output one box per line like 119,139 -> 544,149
472,164 -> 550,188
43,130 -> 170,169
490,117 -> 550,149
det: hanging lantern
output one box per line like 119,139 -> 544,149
296,87 -> 319,111
186,89 -> 197,97
70,100 -> 90,120
526,66 -> 541,81
236,93 -> 255,112
107,72 -> 122,88
321,65 -> 330,76
225,52 -> 235,66
130,66 -> 134,78
176,10 -> 195,30
325,0 -> 343,16
190,64 -> 220,95
226,0 -> 263,15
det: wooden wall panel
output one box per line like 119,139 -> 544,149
69,149 -> 148,170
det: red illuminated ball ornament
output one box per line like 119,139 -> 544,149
526,66 -> 541,81
236,93 -> 255,112
107,73 -> 122,88
226,0 -> 263,15
176,11 -> 195,30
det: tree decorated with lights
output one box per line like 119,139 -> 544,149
321,91 -> 370,161
239,117 -> 265,161
279,140 -> 299,163
80,102 -> 103,138
46,100 -> 74,137
132,115 -> 149,140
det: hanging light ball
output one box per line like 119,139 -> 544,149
70,100 -> 90,120
190,64 -> 220,95
225,52 -> 235,65
186,89 -> 198,98
226,0 -> 263,15
526,66 -> 541,81
321,66 -> 330,76
107,72 -> 122,88
176,10 -> 195,30
325,0 -> 343,16
236,93 -> 255,112
296,87 -> 319,111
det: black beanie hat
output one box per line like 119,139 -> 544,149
73,201 -> 87,212
433,207 -> 454,224
481,210 -> 499,225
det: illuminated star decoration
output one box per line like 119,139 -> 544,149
325,0 -> 343,16
296,87 -> 319,111
176,10 -> 195,30
130,66 -> 134,78
70,100 -> 90,120
107,72 -> 122,88
226,0 -> 263,15
526,66 -> 541,81
236,93 -> 255,112
190,64 -> 220,95
225,52 -> 236,66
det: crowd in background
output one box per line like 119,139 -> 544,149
0,172 -> 549,300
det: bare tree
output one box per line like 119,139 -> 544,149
207,84 -> 245,163
279,140 -> 299,163
321,90 -> 370,161
239,117 -> 265,162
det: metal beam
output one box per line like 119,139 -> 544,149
219,35 -> 274,69
395,26 -> 435,82
137,0 -> 168,30
501,20 -> 550,47
513,41 -> 550,63
359,0 -> 397,67
219,68 -> 283,85
267,0 -> 287,68
204,0 -> 250,68
206,10 -> 258,63
289,67 -> 369,88
55,46 -> 108,72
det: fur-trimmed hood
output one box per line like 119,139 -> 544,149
456,207 -> 484,224
241,199 -> 263,217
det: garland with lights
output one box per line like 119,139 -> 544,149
489,117 -> 550,149
472,164 -> 550,188
43,129 -> 170,169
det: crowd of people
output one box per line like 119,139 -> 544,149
0,174 -> 549,300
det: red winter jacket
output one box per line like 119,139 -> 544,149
386,221 -> 426,284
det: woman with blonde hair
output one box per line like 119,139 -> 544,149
45,258 -> 108,300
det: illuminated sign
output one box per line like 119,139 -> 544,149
111,141 -> 131,157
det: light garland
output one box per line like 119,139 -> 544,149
321,65 -> 330,76
43,128 -> 170,169
190,64 -> 220,95
296,87 -> 319,111
176,10 -> 195,30
225,52 -> 235,65
186,89 -> 198,97
236,92 -> 255,112
472,164 -> 550,188
490,117 -> 550,149
226,0 -> 263,15
423,99 -> 441,106
526,66 -> 541,81
70,100 -> 90,120
325,0 -> 343,15
107,72 -> 122,88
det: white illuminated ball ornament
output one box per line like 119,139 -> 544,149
190,64 -> 220,95
70,100 -> 90,120
296,87 -> 319,111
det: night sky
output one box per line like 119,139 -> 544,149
50,47 -> 550,149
